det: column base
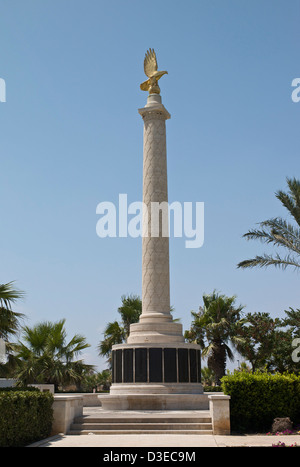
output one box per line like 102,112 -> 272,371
109,382 -> 203,395
98,393 -> 207,411
127,314 -> 185,344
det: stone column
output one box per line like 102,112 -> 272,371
141,96 -> 170,319
127,94 -> 183,345
103,93 -> 204,405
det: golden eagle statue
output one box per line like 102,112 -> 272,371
140,48 -> 168,95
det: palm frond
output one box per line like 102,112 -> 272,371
237,253 -> 300,270
243,220 -> 300,253
276,177 -> 300,226
262,218 -> 300,252
0,282 -> 25,310
238,178 -> 300,272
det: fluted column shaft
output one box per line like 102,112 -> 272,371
141,106 -> 170,318
127,94 -> 183,344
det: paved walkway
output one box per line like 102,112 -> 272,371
30,432 -> 300,447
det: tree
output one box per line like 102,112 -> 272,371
81,370 -> 112,392
185,291 -> 246,384
237,177 -> 300,271
0,281 -> 25,340
201,366 -> 216,387
98,321 -> 125,360
0,282 -> 25,376
269,307 -> 300,373
117,295 -> 143,337
98,295 -> 142,363
234,308 -> 300,374
282,307 -> 300,338
13,319 -> 93,390
266,327 -> 296,373
235,312 -> 281,372
237,361 -> 252,373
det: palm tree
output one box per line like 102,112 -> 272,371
98,295 -> 142,362
0,282 -> 25,340
185,291 -> 245,384
238,361 -> 252,373
98,321 -> 125,359
0,282 -> 25,375
81,369 -> 112,392
237,177 -> 300,271
118,295 -> 143,337
13,319 -> 93,390
201,366 -> 216,387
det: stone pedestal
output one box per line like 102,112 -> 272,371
100,94 -> 203,410
209,395 -> 231,435
51,395 -> 83,435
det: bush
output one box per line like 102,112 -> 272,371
0,390 -> 54,446
203,386 -> 223,392
221,371 -> 300,433
0,386 -> 40,392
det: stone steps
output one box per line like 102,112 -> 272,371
71,422 -> 213,431
69,429 -> 214,435
68,411 -> 213,435
73,416 -> 211,424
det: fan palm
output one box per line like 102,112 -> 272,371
98,321 -> 125,358
13,319 -> 92,390
0,282 -> 25,374
237,177 -> 300,271
185,291 -> 245,384
117,294 -> 143,337
0,282 -> 25,340
98,295 -> 142,361
201,366 -> 216,386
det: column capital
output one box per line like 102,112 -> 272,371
138,94 -> 171,121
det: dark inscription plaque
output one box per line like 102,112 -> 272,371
189,349 -> 197,382
135,348 -> 147,382
164,348 -> 177,383
124,348 -> 133,383
149,348 -> 163,382
116,349 -> 123,383
197,349 -> 201,382
111,350 -> 115,383
178,348 -> 189,382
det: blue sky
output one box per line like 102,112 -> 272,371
1,0 -> 299,371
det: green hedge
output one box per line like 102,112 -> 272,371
0,390 -> 54,447
203,386 -> 223,392
221,372 -> 300,433
0,386 -> 40,392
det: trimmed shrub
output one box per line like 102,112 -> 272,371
221,371 -> 300,433
0,390 -> 54,446
0,386 -> 40,392
203,386 -> 223,392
